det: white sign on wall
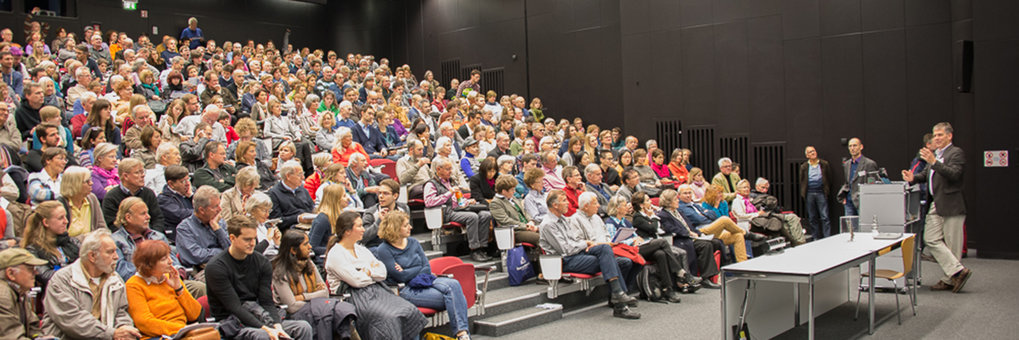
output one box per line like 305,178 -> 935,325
984,150 -> 1008,167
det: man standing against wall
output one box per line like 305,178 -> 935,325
799,146 -> 833,239
839,138 -> 878,216
902,123 -> 971,293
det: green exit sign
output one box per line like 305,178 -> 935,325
123,1 -> 138,10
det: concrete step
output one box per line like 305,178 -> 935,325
473,304 -> 563,337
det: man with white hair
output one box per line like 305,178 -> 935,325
584,163 -> 614,216
346,153 -> 380,207
711,157 -> 741,202
572,192 -> 639,291
748,177 -> 807,246
122,104 -> 155,153
425,157 -> 494,262
176,185 -> 231,275
145,142 -> 181,193
65,65 -> 93,108
315,66 -> 342,99
335,100 -> 357,130
540,190 -> 640,319
267,160 -> 315,231
541,150 -> 566,190
42,229 -> 141,339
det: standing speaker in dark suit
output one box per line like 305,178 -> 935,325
901,122 -> 971,293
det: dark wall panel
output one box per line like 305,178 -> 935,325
680,26 -> 716,126
783,38 -> 824,146
747,16 -> 785,141
714,21 -> 749,133
861,0 -> 904,31
820,35 -> 864,154
782,0 -> 820,40
820,0 -> 861,36
862,30 -> 909,168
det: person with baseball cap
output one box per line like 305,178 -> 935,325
0,248 -> 49,339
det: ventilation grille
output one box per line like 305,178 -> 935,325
482,68 -> 505,97
440,59 -> 461,87
719,136 -> 749,168
751,143 -> 787,209
655,120 -> 683,155
685,127 -> 715,171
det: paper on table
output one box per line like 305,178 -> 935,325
612,227 -> 636,243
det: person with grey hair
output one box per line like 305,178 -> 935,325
65,65 -> 94,108
711,157 -> 741,202
42,229 -> 141,340
175,185 -> 231,275
425,157 -> 495,262
145,142 -> 181,193
346,152 -> 380,207
244,192 -> 281,257
584,163 -> 614,216
396,139 -> 432,188
267,160 -> 315,231
0,247 -> 48,339
192,140 -> 237,192
180,16 -> 205,49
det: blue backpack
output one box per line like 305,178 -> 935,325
505,245 -> 536,286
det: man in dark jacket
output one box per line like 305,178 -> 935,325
192,141 -> 237,192
267,160 -> 315,231
102,158 -> 165,233
157,165 -> 194,240
799,146 -> 833,239
902,122 -> 972,293
840,138 -> 879,216
14,82 -> 44,133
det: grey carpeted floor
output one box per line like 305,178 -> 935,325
476,255 -> 1019,339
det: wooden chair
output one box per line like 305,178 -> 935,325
854,235 -> 917,325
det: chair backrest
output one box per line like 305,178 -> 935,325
430,256 -> 464,273
371,158 -> 399,181
901,235 -> 916,274
424,207 -> 444,229
398,185 -> 408,204
440,262 -> 478,309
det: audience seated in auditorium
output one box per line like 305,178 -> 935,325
656,190 -> 721,287
271,230 -> 357,339
58,166 -> 107,238
376,211 -> 474,340
325,211 -> 428,339
42,229 -> 141,339
361,179 -> 410,249
206,215 -> 313,340
539,189 -> 641,319
102,158 -> 165,233
490,175 -> 541,245
268,160 -> 317,231
425,157 -> 494,262
175,185 -> 230,278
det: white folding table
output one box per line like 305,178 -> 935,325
720,233 -> 913,340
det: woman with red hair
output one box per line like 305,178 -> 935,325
125,240 -> 203,338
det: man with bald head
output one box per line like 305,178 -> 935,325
839,138 -> 878,216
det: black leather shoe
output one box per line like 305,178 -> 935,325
701,279 -> 721,289
471,250 -> 491,262
664,290 -> 683,303
609,292 -> 639,308
613,305 -> 641,319
679,283 -> 700,294
746,232 -> 767,242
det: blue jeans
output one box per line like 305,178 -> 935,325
400,277 -> 470,334
805,191 -> 831,239
561,244 -> 629,292
844,199 -> 858,217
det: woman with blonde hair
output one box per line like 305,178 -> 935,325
687,167 -> 708,202
309,184 -> 349,258
701,184 -> 730,219
22,201 -> 80,288
219,166 -> 261,223
58,166 -> 107,238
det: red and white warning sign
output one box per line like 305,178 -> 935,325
984,150 -> 1008,167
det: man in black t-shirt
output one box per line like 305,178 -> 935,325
206,215 -> 312,340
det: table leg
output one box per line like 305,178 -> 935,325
809,276 -> 815,340
721,270 -> 727,340
793,283 -> 800,327
869,254 -> 876,334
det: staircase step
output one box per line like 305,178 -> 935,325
473,304 -> 563,337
